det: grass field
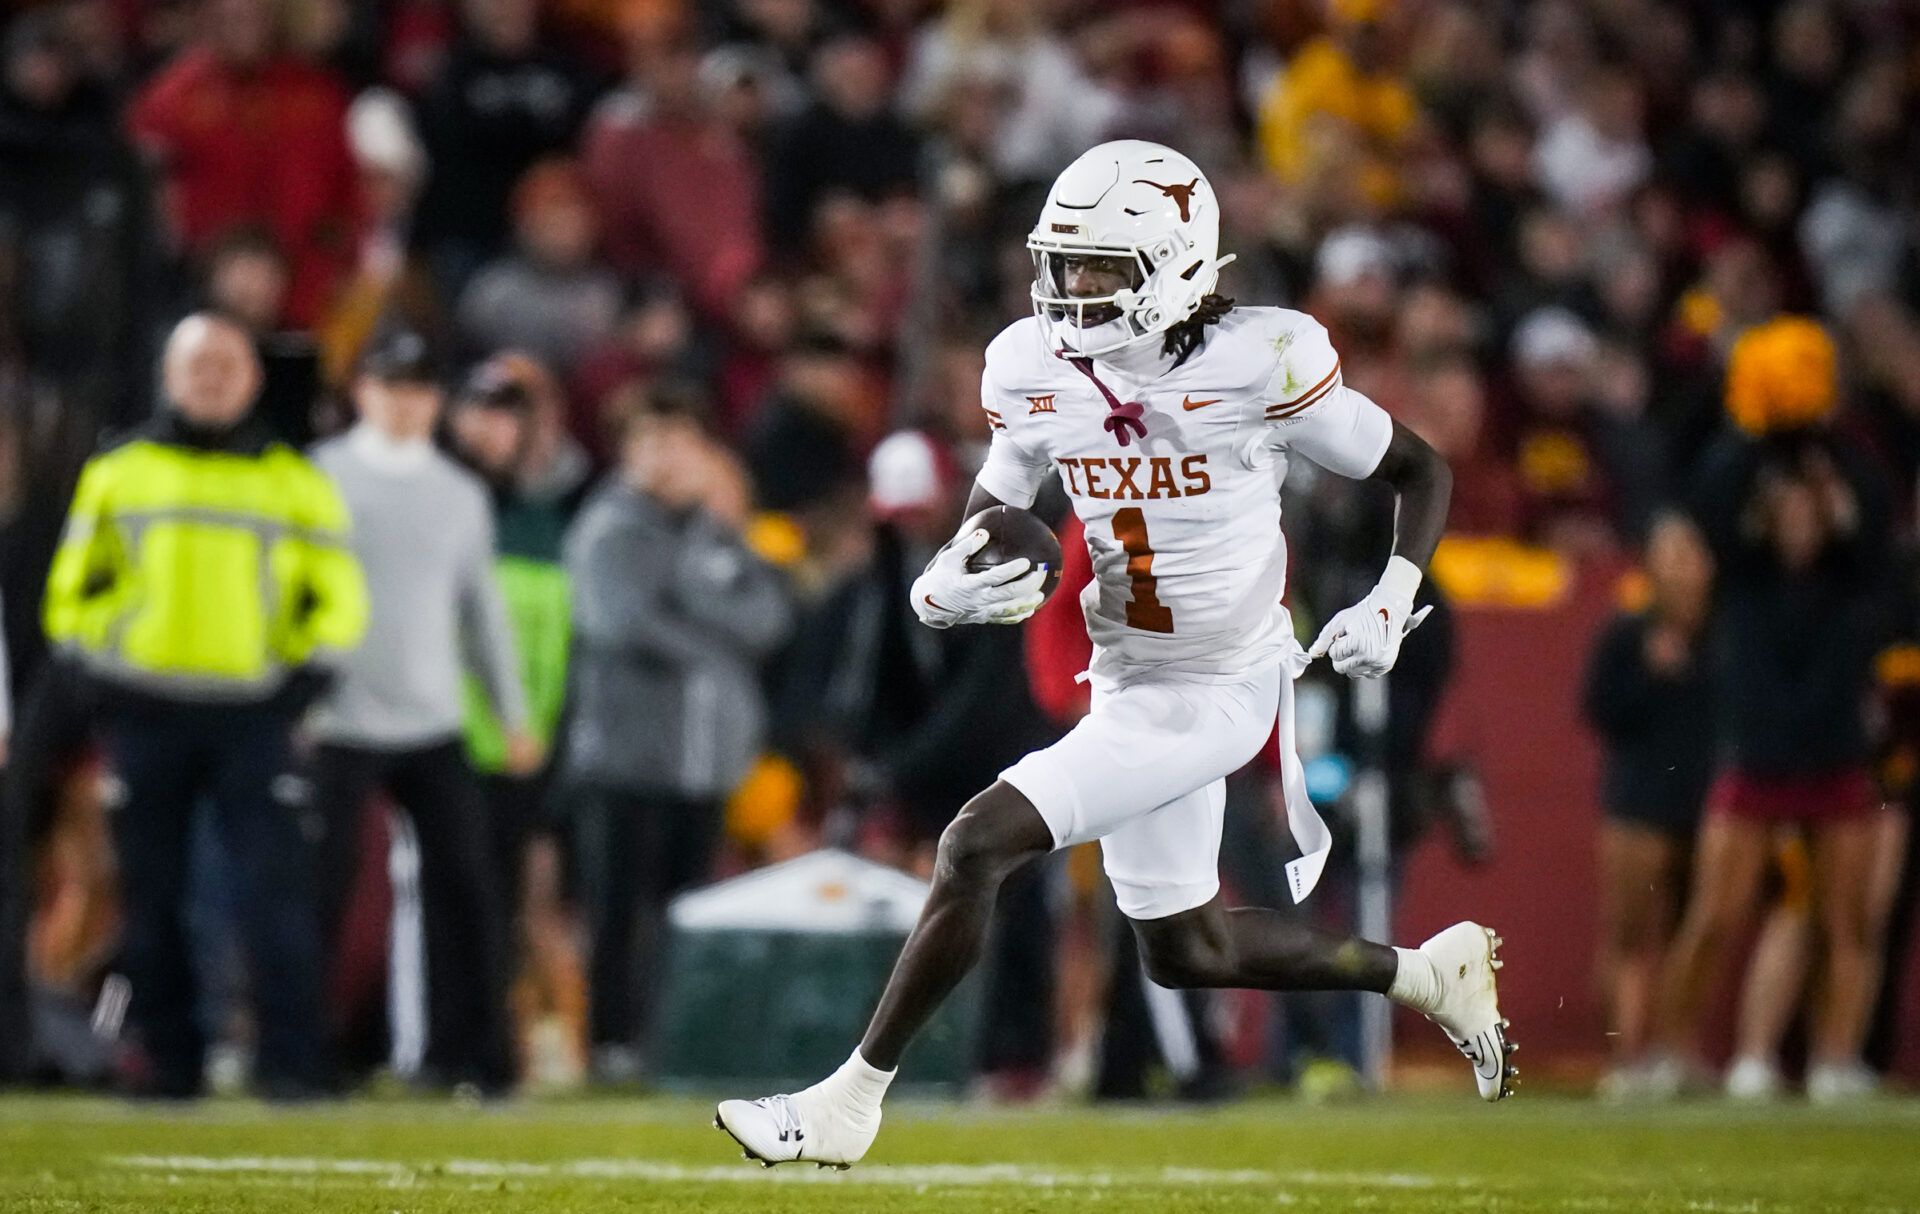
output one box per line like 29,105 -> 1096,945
2,1091 -> 1917,1213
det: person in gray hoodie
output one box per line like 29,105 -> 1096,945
562,388 -> 792,1081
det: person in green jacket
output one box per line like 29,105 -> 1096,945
446,357 -> 587,933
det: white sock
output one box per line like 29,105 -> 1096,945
1387,946 -> 1442,1014
823,1050 -> 896,1111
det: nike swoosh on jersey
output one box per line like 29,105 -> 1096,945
1181,395 -> 1223,411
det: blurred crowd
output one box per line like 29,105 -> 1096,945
0,0 -> 1918,1099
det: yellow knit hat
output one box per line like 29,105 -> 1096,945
1724,316 -> 1838,435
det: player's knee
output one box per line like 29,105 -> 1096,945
1136,925 -> 1233,989
937,782 -> 1053,882
933,818 -> 985,886
933,819 -> 1010,891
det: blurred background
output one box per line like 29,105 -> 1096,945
0,0 -> 1917,1107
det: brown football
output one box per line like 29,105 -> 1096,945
962,505 -> 1064,602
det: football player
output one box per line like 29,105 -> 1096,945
717,141 -> 1513,1168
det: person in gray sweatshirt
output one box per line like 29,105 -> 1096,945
308,322 -> 541,1094
562,388 -> 793,1082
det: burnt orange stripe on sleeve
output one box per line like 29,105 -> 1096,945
1279,360 -> 1342,408
1264,360 -> 1342,419
1265,377 -> 1342,420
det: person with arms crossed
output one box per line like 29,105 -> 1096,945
717,141 -> 1513,1168
563,392 -> 793,1082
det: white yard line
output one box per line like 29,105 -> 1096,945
106,1154 -> 1461,1190
100,1154 -> 1920,1214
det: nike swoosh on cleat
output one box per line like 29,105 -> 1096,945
1181,395 -> 1223,411
1474,1030 -> 1504,1081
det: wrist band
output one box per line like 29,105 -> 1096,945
1379,554 -> 1423,602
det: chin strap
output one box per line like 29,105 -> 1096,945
1065,356 -> 1149,447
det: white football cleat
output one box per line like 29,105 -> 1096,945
714,1085 -> 879,1170
1417,921 -> 1516,1101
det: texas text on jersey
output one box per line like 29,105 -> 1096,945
974,305 -> 1392,684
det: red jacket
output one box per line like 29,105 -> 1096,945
1024,513 -> 1093,726
582,94 -> 762,320
128,50 -> 357,327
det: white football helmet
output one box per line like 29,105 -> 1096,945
1028,140 -> 1234,357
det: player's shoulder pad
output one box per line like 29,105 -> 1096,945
983,316 -> 1054,384
982,317 -> 1068,433
1250,307 -> 1343,424
1195,306 -> 1303,395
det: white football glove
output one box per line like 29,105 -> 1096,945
910,528 -> 1048,629
1306,558 -> 1433,679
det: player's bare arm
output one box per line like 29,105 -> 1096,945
1370,418 -> 1455,571
1307,420 -> 1455,679
959,482 -> 1007,520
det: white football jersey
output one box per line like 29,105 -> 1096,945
975,306 -> 1391,682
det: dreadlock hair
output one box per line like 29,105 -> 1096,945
1163,293 -> 1237,368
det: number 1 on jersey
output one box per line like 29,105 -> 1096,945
1111,507 -> 1174,634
